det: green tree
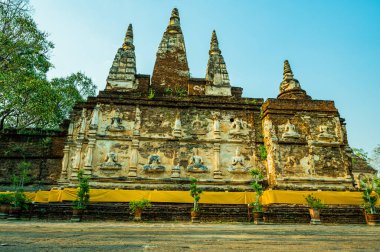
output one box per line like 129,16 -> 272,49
370,145 -> 380,173
0,0 -> 96,130
50,72 -> 96,126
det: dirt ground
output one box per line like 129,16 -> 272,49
0,221 -> 379,251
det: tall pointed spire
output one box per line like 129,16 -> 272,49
283,60 -> 293,80
278,60 -> 311,100
151,8 -> 189,96
209,30 -> 221,55
122,24 -> 134,50
106,23 -> 137,90
169,8 -> 180,28
205,30 -> 231,96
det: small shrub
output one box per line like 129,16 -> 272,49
175,88 -> 187,97
11,191 -> 31,210
129,199 -> 152,214
250,169 -> 264,212
73,170 -> 90,210
0,194 -> 13,205
258,144 -> 267,160
360,175 -> 380,214
304,194 -> 326,210
190,178 -> 202,212
12,161 -> 32,189
148,88 -> 155,99
164,87 -> 173,95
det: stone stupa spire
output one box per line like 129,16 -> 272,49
283,60 -> 293,80
169,8 -> 180,28
122,24 -> 134,50
209,30 -> 221,55
106,23 -> 137,90
277,60 -> 311,100
151,8 -> 190,95
205,30 -> 231,96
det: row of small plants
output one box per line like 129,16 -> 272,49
1,166 -> 379,225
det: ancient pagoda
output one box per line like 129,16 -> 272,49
59,8 -> 356,191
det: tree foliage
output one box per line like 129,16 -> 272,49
370,145 -> 380,172
0,0 -> 96,130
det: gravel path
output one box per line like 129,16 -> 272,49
0,221 -> 379,251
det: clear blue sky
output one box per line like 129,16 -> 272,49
30,0 -> 380,156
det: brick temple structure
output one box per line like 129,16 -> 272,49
59,8 -> 360,191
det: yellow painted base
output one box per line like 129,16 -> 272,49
1,189 -> 374,206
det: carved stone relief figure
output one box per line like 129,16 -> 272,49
318,125 -> 334,141
191,115 -> 206,135
133,106 -> 141,136
212,113 -> 221,139
228,147 -> 249,173
282,120 -> 300,139
229,118 -> 246,135
284,156 -> 297,172
172,112 -> 182,137
171,151 -> 181,178
106,109 -> 125,132
101,151 -> 122,170
90,104 -> 100,129
143,151 -> 165,172
78,108 -> 87,137
187,148 -> 208,173
71,152 -> 80,170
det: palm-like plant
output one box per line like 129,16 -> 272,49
360,175 -> 380,214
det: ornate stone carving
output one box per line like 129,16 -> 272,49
100,151 -> 122,170
90,104 -> 100,129
171,151 -> 181,178
133,106 -> 141,136
128,139 -> 139,177
187,148 -> 208,173
78,108 -> 87,138
191,115 -> 206,135
172,112 -> 182,137
59,145 -> 70,182
106,109 -> 125,132
318,125 -> 335,141
229,118 -> 246,135
284,156 -> 297,171
213,143 -> 222,179
212,112 -> 221,139
228,148 -> 249,174
282,120 -> 300,139
143,151 -> 165,172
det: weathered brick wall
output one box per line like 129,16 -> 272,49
0,129 -> 66,186
20,202 -> 366,224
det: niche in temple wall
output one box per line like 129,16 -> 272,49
221,144 -> 252,176
178,143 -> 213,179
311,146 -> 346,178
277,145 -> 310,177
92,140 -> 130,175
307,115 -> 339,143
96,105 -> 135,136
141,107 -> 175,137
